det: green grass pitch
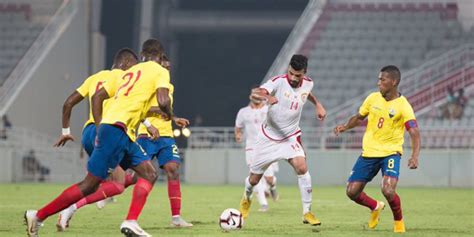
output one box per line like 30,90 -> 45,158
1,184 -> 472,236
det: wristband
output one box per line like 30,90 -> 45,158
62,127 -> 71,135
143,119 -> 152,128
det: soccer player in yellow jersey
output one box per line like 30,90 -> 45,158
135,55 -> 193,227
25,39 -> 171,237
334,65 -> 421,233
52,49 -> 145,232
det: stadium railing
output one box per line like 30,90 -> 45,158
0,0 -> 77,117
187,126 -> 473,150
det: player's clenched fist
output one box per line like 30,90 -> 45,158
333,125 -> 346,136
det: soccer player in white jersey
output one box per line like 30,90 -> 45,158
239,54 -> 327,226
235,89 -> 279,212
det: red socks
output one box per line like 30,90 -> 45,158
36,184 -> 84,221
388,193 -> 403,220
168,179 -> 181,216
74,181 -> 124,209
126,178 -> 153,220
353,192 -> 378,211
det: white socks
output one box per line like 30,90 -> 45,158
255,179 -> 268,206
244,176 -> 254,199
297,171 -> 312,214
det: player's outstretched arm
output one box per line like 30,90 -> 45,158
251,88 -> 277,105
54,91 -> 84,147
156,87 -> 173,120
173,117 -> 190,128
407,126 -> 421,169
308,93 -> 326,121
91,88 -> 110,131
333,113 -> 366,136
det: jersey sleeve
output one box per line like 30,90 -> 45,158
235,109 -> 245,128
402,100 -> 417,129
76,76 -> 92,97
154,67 -> 171,90
358,93 -> 373,116
260,78 -> 280,94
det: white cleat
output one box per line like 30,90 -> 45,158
170,216 -> 193,228
120,220 -> 152,237
96,197 -> 116,209
258,205 -> 269,212
56,205 -> 76,231
24,210 -> 41,237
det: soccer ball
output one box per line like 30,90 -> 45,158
219,208 -> 243,231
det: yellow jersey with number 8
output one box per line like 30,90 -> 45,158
101,61 -> 170,141
359,92 -> 416,157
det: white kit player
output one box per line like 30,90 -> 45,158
235,89 -> 279,212
239,55 -> 326,226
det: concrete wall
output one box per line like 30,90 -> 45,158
184,149 -> 474,187
7,0 -> 90,138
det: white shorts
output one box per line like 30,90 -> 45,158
248,132 -> 305,174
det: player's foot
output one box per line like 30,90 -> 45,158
394,220 -> 406,233
239,195 -> 252,219
258,205 -> 269,212
120,220 -> 152,237
302,212 -> 321,226
56,205 -> 76,231
170,216 -> 193,227
96,197 -> 116,209
368,201 -> 385,229
24,210 -> 41,237
270,189 -> 279,201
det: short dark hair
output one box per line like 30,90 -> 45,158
380,65 -> 401,83
141,38 -> 164,57
290,54 -> 308,71
113,48 -> 138,65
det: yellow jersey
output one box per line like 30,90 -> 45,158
101,61 -> 170,141
137,84 -> 174,137
359,92 -> 416,157
76,69 -> 124,128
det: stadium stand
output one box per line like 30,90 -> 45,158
0,0 -> 62,85
298,2 -> 473,122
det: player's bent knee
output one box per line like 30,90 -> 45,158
381,188 -> 395,199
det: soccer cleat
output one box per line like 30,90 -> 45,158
239,195 -> 252,219
394,220 -> 406,233
120,220 -> 152,237
258,205 -> 269,212
96,197 -> 116,209
56,205 -> 76,231
270,189 -> 279,202
24,210 -> 41,237
170,216 -> 193,227
368,201 -> 385,229
302,212 -> 321,226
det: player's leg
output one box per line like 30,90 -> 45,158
255,178 -> 269,212
287,156 -> 320,226
347,156 -> 385,229
26,124 -> 123,236
264,162 -> 279,201
380,154 -> 405,233
120,141 -> 157,237
240,171 -> 264,219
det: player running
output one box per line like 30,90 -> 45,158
25,38 -> 171,237
235,88 -> 279,212
239,55 -> 326,226
135,54 -> 193,227
53,48 -> 155,232
333,65 -> 421,233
